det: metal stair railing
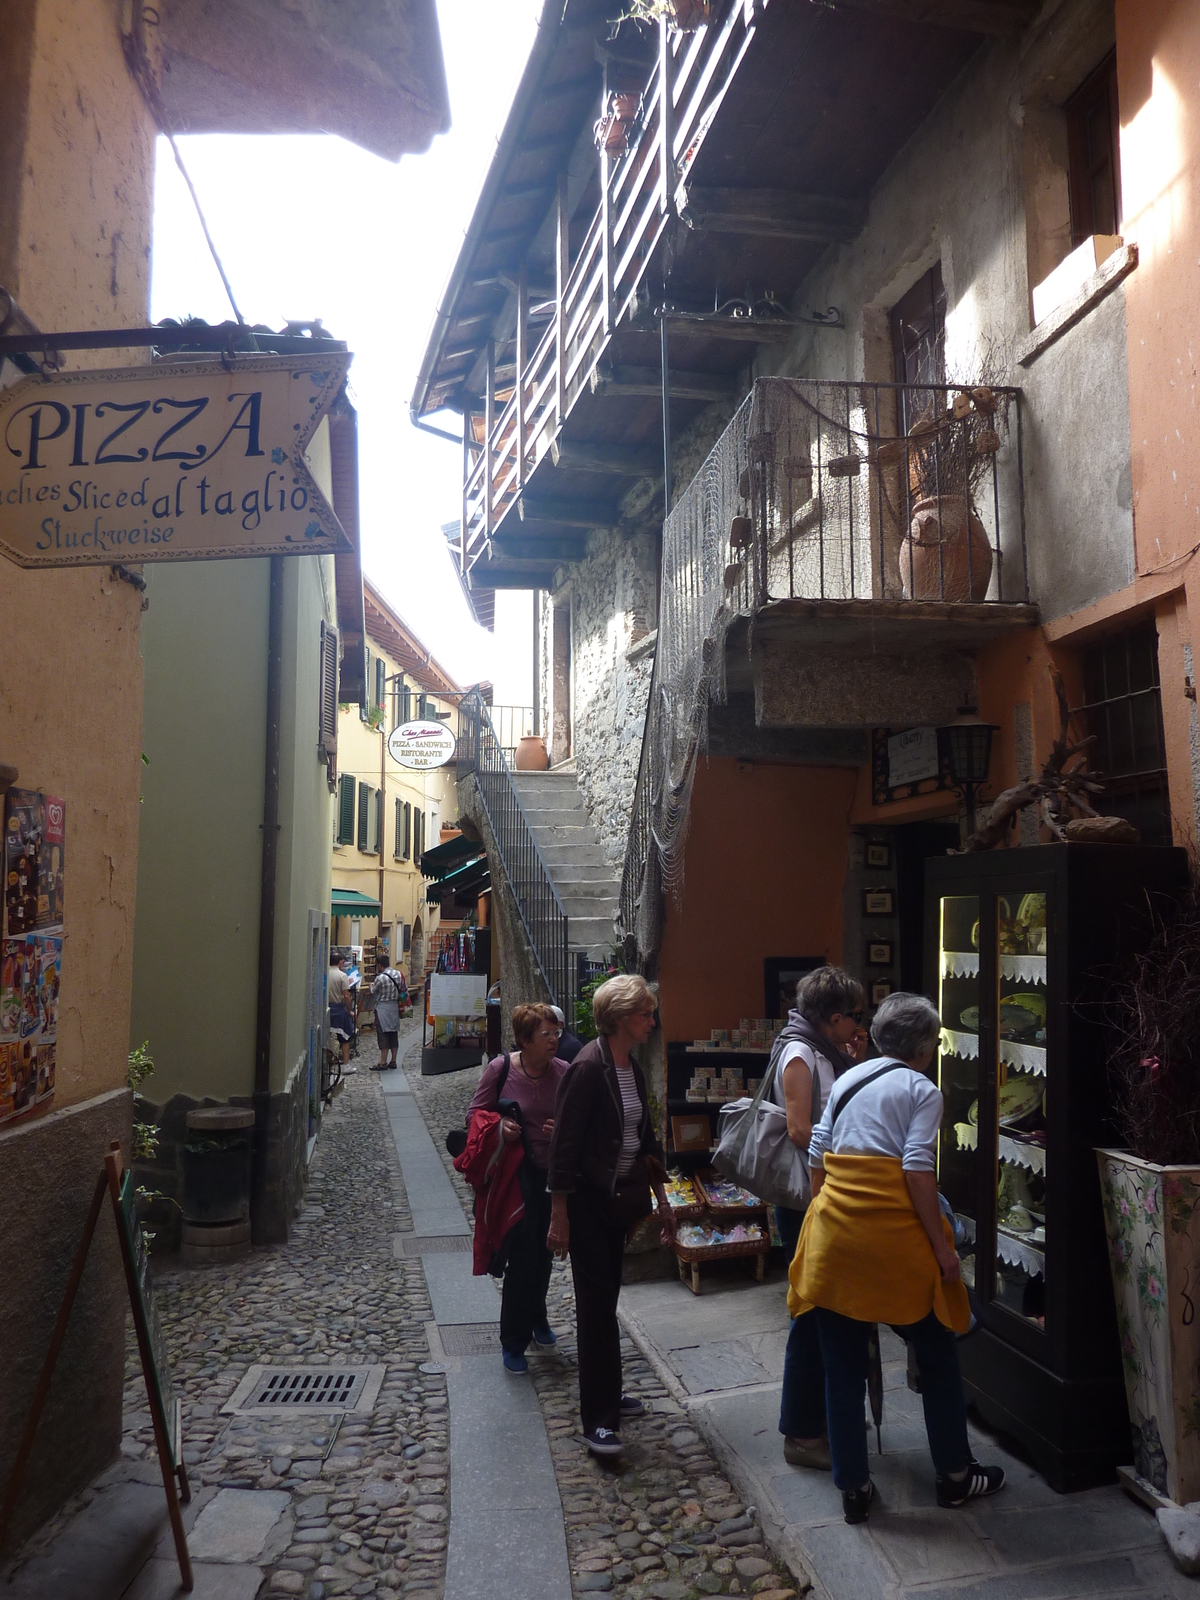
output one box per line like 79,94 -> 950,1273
456,689 -> 571,1010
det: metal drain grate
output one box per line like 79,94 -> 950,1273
394,1234 -> 472,1258
437,1323 -> 502,1356
222,1363 -> 386,1416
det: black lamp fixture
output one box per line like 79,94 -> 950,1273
937,704 -> 1000,835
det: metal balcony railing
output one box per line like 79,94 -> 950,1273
456,690 -> 570,1009
458,2 -> 760,574
619,374 -> 1029,953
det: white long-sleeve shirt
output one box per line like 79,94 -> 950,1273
808,1058 -> 943,1174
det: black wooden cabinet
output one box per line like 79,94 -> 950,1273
925,843 -> 1187,1490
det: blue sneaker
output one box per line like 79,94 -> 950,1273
502,1349 -> 529,1375
532,1322 -> 557,1347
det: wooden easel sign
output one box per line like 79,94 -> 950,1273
0,1141 -> 193,1590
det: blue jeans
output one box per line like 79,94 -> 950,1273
775,1204 -> 804,1260
778,1310 -> 826,1438
815,1307 -> 970,1491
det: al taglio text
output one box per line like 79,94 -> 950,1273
31,468 -> 313,551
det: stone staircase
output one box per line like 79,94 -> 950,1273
509,764 -> 620,965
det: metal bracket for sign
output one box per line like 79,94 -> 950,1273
0,324 -> 349,364
0,1143 -> 193,1591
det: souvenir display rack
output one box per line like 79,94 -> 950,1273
925,843 -> 1187,1491
666,1167 -> 770,1294
665,1042 -> 770,1162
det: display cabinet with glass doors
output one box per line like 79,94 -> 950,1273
925,843 -> 1187,1491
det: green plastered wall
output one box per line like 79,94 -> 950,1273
130,555 -> 270,1101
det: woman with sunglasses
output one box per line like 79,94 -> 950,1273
772,965 -> 865,1472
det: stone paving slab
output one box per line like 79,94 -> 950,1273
619,1274 -> 1193,1600
122,1556 -> 265,1599
0,1481 -> 169,1600
420,1253 -> 499,1328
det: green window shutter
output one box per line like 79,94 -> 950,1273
338,775 -> 355,844
358,782 -> 369,849
362,646 -> 372,721
375,657 -> 385,710
373,788 -> 382,853
394,797 -> 402,859
403,802 -> 411,860
402,685 -> 412,723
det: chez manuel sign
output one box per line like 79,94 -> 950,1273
0,353 -> 352,567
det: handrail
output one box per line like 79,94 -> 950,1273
456,689 -> 571,1009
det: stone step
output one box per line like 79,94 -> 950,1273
528,827 -> 599,850
554,873 -> 622,895
521,807 -> 589,830
560,893 -> 620,920
566,915 -> 616,951
511,773 -> 579,795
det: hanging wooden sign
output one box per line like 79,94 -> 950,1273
0,1144 -> 192,1590
0,354 -> 352,568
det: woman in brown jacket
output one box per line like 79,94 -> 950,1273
547,974 -> 676,1457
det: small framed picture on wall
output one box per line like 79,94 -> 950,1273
863,888 -> 894,917
870,978 -> 893,1005
866,939 -> 894,967
670,1115 -> 712,1155
865,841 -> 891,869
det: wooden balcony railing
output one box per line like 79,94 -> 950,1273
459,0 -> 762,574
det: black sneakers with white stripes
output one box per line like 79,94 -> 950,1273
936,1461 -> 1006,1507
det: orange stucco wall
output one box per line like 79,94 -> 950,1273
657,757 -> 858,1043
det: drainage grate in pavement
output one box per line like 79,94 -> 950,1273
394,1233 -> 472,1258
222,1363 -> 387,1416
437,1323 -> 502,1356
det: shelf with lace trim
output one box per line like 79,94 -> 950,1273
942,950 -> 1047,986
996,1224 -> 1045,1278
940,1027 -> 1046,1077
955,1121 -> 1047,1177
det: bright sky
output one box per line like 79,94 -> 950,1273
149,0 -> 540,703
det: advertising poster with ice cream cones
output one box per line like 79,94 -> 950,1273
1,788 -> 64,1123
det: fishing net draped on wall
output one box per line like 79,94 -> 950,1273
623,374 -> 1022,962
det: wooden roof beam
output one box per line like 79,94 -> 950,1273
470,567 -> 559,590
679,186 -> 867,242
490,533 -> 588,563
818,0 -> 1037,34
665,312 -> 800,345
590,365 -> 735,404
551,438 -> 662,477
519,494 -> 617,530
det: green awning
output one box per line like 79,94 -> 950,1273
427,857 -> 490,904
420,833 -> 483,881
331,888 -> 381,918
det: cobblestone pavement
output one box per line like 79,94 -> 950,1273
119,1026 -> 450,1600
405,1042 -> 808,1600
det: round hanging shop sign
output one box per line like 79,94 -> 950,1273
388,720 -> 456,770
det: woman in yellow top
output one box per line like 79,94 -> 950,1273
791,991 -> 1005,1524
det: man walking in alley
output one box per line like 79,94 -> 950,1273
371,962 -> 408,1070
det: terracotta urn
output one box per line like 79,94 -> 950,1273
513,734 -> 549,771
899,494 -> 993,602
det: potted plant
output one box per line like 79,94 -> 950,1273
621,0 -> 710,31
1098,876 -> 1200,1503
886,373 -> 1010,603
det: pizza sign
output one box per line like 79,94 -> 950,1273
387,720 -> 456,770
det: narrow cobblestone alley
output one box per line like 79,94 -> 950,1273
3,1022 -> 808,1600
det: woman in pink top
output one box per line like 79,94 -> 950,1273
469,1002 -> 568,1373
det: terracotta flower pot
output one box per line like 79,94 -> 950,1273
899,495 -> 993,602
1097,1148 -> 1200,1502
513,734 -> 549,771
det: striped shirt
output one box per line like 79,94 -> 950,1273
615,1065 -> 642,1177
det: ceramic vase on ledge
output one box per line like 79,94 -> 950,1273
513,734 -> 549,771
1096,1148 -> 1200,1503
900,494 -> 993,602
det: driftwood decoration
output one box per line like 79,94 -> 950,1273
961,669 -> 1108,852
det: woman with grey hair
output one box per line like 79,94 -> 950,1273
773,966 -> 864,1474
787,990 -> 1005,1523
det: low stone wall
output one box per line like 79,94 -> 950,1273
134,1060 -> 309,1252
0,1088 -> 132,1551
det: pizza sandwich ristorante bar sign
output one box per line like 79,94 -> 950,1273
388,721 -> 456,770
0,354 -> 353,567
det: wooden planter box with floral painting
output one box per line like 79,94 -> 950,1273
1096,1151 -> 1200,1504
1098,872 -> 1200,1507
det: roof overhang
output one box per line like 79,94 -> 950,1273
332,888 -> 381,917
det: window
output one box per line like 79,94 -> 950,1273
375,655 -> 386,714
358,781 -> 370,850
394,676 -> 409,730
1066,51 -> 1121,246
394,796 -> 403,859
337,775 -> 355,845
1080,621 -> 1172,846
402,683 -> 412,724
402,922 -> 412,953
418,692 -> 430,720
371,788 -> 383,854
403,801 -> 412,860
318,621 -> 339,765
414,808 -> 425,865
362,646 -> 372,721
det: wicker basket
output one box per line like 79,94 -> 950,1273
672,1233 -> 768,1293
